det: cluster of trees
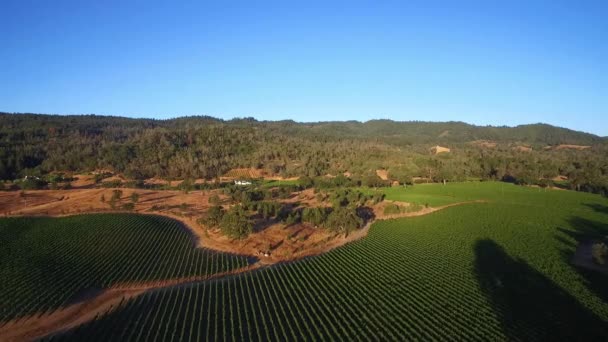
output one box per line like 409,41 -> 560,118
1,113 -> 607,196
100,190 -> 139,210
200,204 -> 253,239
201,184 -> 380,238
279,188 -> 380,236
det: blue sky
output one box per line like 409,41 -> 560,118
1,1 -> 607,135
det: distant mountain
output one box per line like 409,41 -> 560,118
1,112 -> 603,146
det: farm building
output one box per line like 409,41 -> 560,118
234,180 -> 252,186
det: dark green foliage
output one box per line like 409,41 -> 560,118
325,207 -> 363,235
179,178 -> 193,193
362,174 -> 388,188
255,201 -> 282,219
220,205 -> 253,239
130,192 -> 139,203
16,177 -> 47,190
200,205 -> 225,228
301,207 -> 330,226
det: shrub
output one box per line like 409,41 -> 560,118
591,242 -> 608,265
200,205 -> 225,228
325,207 -> 363,236
383,204 -> 401,215
121,203 -> 135,211
220,205 -> 252,239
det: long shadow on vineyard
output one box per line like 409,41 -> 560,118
557,215 -> 608,306
474,239 -> 608,340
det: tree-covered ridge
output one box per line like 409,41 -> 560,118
1,113 -> 607,195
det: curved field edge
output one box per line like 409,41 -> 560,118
0,213 -> 250,323
52,185 -> 608,341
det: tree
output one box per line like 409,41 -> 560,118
325,207 -> 363,236
220,205 -> 252,239
109,189 -> 122,209
130,192 -> 139,203
111,189 -> 123,201
202,205 -> 225,228
180,178 -> 193,194
592,242 -> 608,265
302,207 -> 329,226
209,194 -> 221,206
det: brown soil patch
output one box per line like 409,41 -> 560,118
513,145 -> 532,152
0,189 -> 215,219
101,175 -> 123,182
471,140 -> 497,148
555,144 -> 591,150
0,264 -> 262,342
553,175 -> 568,181
430,145 -> 450,154
375,200 -> 487,220
70,174 -> 96,188
438,130 -> 450,138
376,169 -> 389,181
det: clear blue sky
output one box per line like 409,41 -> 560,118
1,1 -> 607,135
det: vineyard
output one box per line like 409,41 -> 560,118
0,214 -> 249,322
222,168 -> 264,179
46,183 -> 608,341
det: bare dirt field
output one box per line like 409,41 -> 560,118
376,169 -> 389,180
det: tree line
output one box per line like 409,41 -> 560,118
1,113 -> 607,196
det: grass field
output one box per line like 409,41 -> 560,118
0,214 -> 249,322
47,182 -> 608,341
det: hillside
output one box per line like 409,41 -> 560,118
1,113 -> 607,196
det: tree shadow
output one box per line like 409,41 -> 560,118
584,203 -> 608,216
474,239 -> 608,341
556,216 -> 608,306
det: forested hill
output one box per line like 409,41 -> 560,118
1,112 -> 607,195
264,119 -> 605,146
1,112 -> 604,146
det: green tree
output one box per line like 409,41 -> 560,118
209,193 -> 221,206
220,205 -> 253,239
325,207 -> 363,236
202,205 -> 225,228
130,192 -> 139,203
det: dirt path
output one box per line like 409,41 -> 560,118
0,263 -> 263,342
376,200 -> 488,220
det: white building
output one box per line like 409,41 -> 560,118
234,180 -> 252,186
